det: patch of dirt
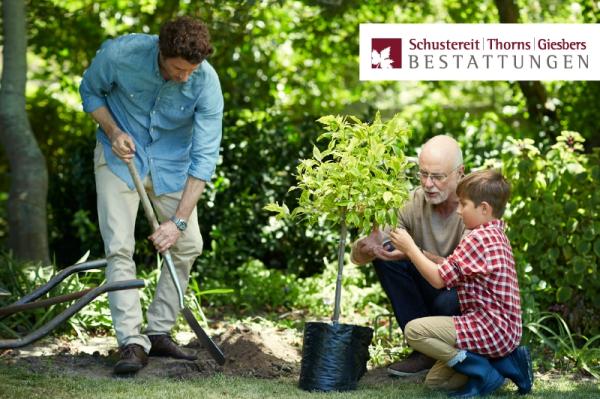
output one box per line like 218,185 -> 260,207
0,321 -> 407,386
0,322 -> 304,380
211,323 -> 301,378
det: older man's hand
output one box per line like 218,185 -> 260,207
373,245 -> 405,261
355,228 -> 381,256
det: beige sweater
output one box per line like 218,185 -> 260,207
351,187 -> 465,263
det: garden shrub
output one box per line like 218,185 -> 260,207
234,259 -> 301,312
495,131 -> 600,335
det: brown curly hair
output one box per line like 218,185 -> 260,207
456,169 -> 511,218
159,16 -> 213,64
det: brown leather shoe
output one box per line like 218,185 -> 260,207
387,351 -> 436,377
114,344 -> 148,374
148,334 -> 197,361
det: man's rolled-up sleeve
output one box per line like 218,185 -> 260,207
188,73 -> 224,182
79,40 -> 117,113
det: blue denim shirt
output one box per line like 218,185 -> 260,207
79,33 -> 223,195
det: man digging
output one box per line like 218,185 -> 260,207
79,16 -> 223,374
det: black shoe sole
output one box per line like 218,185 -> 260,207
387,367 -> 430,377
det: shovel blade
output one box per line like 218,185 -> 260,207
182,307 -> 226,365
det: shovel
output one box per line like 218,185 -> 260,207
127,161 -> 225,365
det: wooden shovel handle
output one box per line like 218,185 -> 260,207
126,161 -> 184,307
127,162 -> 161,232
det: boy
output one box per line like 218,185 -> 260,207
390,169 -> 533,397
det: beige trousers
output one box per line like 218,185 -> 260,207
94,142 -> 203,352
405,316 -> 468,391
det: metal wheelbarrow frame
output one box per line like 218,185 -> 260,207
0,259 -> 144,349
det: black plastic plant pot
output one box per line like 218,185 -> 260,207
298,321 -> 373,392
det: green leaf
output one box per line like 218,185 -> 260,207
534,174 -> 547,190
522,226 -> 537,244
592,165 -> 600,181
562,245 -> 574,260
565,269 -> 583,285
196,288 -> 235,296
576,241 -> 591,255
594,239 -> 600,258
383,191 -> 393,203
564,200 -> 577,215
571,256 -> 587,274
312,145 -> 322,161
263,202 -> 290,219
556,286 -> 573,303
518,160 -> 531,175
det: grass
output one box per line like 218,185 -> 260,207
0,362 -> 598,399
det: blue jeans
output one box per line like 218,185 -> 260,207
373,259 -> 460,331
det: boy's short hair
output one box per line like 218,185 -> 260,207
456,169 -> 511,217
159,16 -> 213,64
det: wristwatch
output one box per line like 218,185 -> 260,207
170,216 -> 187,232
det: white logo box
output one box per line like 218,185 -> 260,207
360,24 -> 600,81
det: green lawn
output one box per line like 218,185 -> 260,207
0,363 -> 598,399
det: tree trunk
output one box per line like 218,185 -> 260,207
0,0 -> 50,264
494,0 -> 557,125
495,0 -> 520,23
331,208 -> 347,324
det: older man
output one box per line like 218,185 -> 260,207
351,135 -> 465,378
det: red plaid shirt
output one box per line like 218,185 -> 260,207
438,219 -> 522,358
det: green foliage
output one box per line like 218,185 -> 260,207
527,312 -> 600,378
198,254 -> 387,321
182,264 -> 234,327
230,259 -> 300,312
553,81 -> 600,149
197,115 -> 337,278
0,252 -> 112,338
267,113 -> 412,235
495,131 -> 600,334
294,254 -> 387,318
360,310 -> 410,368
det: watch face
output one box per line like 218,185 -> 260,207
171,217 -> 187,231
382,240 -> 395,252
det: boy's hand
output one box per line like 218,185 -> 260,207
389,228 -> 418,255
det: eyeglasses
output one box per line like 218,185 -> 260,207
416,165 -> 461,183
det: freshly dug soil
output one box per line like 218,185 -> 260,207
0,321 -> 407,385
0,322 -> 303,380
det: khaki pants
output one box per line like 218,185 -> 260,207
405,316 -> 468,391
94,143 -> 203,352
